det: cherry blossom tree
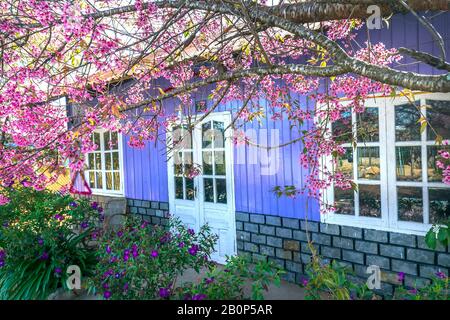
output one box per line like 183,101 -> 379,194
0,0 -> 449,207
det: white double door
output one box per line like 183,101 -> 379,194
167,112 -> 236,264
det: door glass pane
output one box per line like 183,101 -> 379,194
96,172 -> 103,189
215,151 -> 226,175
357,147 -> 380,180
183,151 -> 193,174
106,172 -> 112,190
203,151 -> 213,175
216,178 -> 227,204
113,172 -> 120,191
185,178 -> 195,200
213,121 -> 225,148
395,102 -> 421,141
396,146 -> 422,181
398,187 -> 423,222
89,172 -> 95,188
427,146 -> 448,182
429,188 -> 450,224
174,151 -> 183,175
204,178 -> 214,202
112,152 -> 119,170
95,153 -> 102,170
104,132 -> 111,150
105,153 -> 112,170
357,107 -> 379,142
175,177 -> 183,199
335,147 -> 353,177
334,188 -> 354,215
359,185 -> 381,218
332,110 -> 352,144
202,122 -> 212,148
426,100 -> 450,141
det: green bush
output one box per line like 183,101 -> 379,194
0,187 -> 101,300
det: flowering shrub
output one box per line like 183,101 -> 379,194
394,273 -> 448,300
177,255 -> 284,300
0,187 -> 101,299
88,216 -> 217,300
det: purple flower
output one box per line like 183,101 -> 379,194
80,221 -> 89,229
140,221 -> 149,229
178,242 -> 185,248
37,238 -> 44,246
103,291 -> 111,299
0,250 -> 5,259
0,261 -> 5,268
54,214 -> 64,221
69,201 -> 78,208
102,282 -> 109,289
436,271 -> 447,279
54,267 -> 62,275
123,255 -> 129,262
159,287 -> 170,298
91,202 -> 99,210
2,221 -> 9,228
301,278 -> 309,287
397,272 -> 405,282
187,228 -> 195,236
91,232 -> 98,240
117,231 -> 123,237
408,289 -> 418,294
106,246 -> 112,254
188,245 -> 199,256
115,272 -> 122,279
97,206 -> 104,213
205,277 -> 215,285
151,250 -> 158,258
192,293 -> 207,300
40,252 -> 49,260
123,283 -> 129,291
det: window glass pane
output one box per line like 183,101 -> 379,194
396,146 -> 422,181
96,172 -> 103,189
174,151 -> 182,175
112,152 -> 119,170
357,147 -> 380,180
185,178 -> 195,200
213,121 -> 225,148
335,147 -> 353,177
175,177 -> 183,199
95,153 -> 102,170
215,151 -> 226,175
357,107 -> 379,142
104,132 -> 111,150
359,185 -> 381,218
395,102 -> 421,141
111,132 -> 119,149
89,172 -> 95,188
94,132 -> 101,149
105,153 -> 112,170
429,188 -> 450,224
427,146 -> 448,182
203,151 -> 213,175
113,172 -> 120,191
334,187 -> 354,215
398,187 -> 423,223
332,110 -> 352,144
426,100 -> 450,141
204,178 -> 214,202
216,179 -> 227,204
202,122 -> 212,148
106,172 -> 112,190
88,153 -> 94,169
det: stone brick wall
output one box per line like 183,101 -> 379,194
235,211 -> 450,295
126,198 -> 170,226
82,194 -> 127,226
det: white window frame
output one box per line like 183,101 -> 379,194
85,129 -> 125,197
322,92 -> 450,236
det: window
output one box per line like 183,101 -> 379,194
85,130 -> 123,195
324,93 -> 450,234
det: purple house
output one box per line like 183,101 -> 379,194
79,12 -> 450,293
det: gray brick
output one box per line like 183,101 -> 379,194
285,261 -> 302,273
244,242 -> 259,253
355,240 -> 378,254
342,250 -> 364,264
364,229 -> 388,243
244,222 -> 258,233
141,200 -> 151,208
276,227 -> 293,238
260,245 -> 275,257
267,236 -> 283,248
146,208 -> 156,216
380,270 -> 402,285
300,253 -> 312,264
300,220 -> 319,232
155,210 -> 165,217
366,255 -> 390,269
417,236 -> 446,252
341,226 -> 363,239
354,264 -> 368,278
252,253 -> 268,263
301,242 -> 316,255
293,230 -> 309,242
320,223 -> 340,235
130,206 -> 138,214
390,233 -> 416,247
151,201 -> 159,209
266,215 -> 281,226
268,257 -> 285,269
236,231 -> 250,242
321,246 -> 341,259
333,236 -> 353,250
392,259 -> 418,276
237,240 -> 244,251
151,217 -> 161,225
282,271 -> 296,283
282,217 -> 299,229
404,275 -> 431,289
159,202 -> 169,211
126,199 -> 134,206
419,265 -> 448,278
138,207 -> 146,214
259,225 -> 275,236
236,212 -> 249,222
134,200 -> 143,207
406,248 -> 435,264
250,214 -> 265,224
438,253 -> 450,267
276,248 -> 292,260
283,240 -> 300,251
236,221 -> 243,231
312,233 -> 331,246
380,244 -> 405,259
251,234 -> 267,245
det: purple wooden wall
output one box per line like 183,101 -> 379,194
121,12 -> 449,221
